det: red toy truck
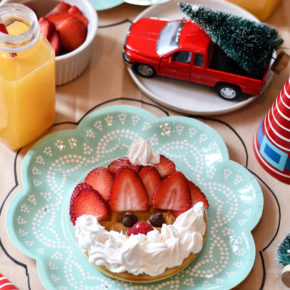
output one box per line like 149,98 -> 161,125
123,18 -> 271,100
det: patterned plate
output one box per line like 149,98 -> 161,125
6,105 -> 263,289
90,0 -> 170,11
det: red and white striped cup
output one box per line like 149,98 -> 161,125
0,274 -> 18,290
253,77 -> 290,183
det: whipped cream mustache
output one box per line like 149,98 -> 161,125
75,202 -> 206,276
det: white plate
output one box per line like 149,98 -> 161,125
127,0 -> 273,115
89,0 -> 170,11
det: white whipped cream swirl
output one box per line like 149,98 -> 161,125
127,138 -> 160,166
75,202 -> 206,276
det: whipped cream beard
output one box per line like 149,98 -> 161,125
75,202 -> 206,276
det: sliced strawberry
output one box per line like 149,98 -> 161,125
68,5 -> 82,15
47,1 -> 71,15
49,30 -> 61,56
70,12 -> 88,28
108,157 -> 141,175
47,12 -> 71,28
152,171 -> 192,211
139,166 -> 161,205
172,180 -> 209,217
109,168 -> 149,211
155,155 -> 176,178
188,180 -> 209,208
70,182 -> 109,225
56,15 -> 87,51
85,167 -> 113,202
68,6 -> 88,27
0,23 -> 8,34
39,17 -> 56,40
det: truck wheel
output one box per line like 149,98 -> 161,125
215,84 -> 241,100
133,63 -> 155,78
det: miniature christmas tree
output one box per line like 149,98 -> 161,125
277,234 -> 290,287
178,3 -> 283,76
277,233 -> 290,266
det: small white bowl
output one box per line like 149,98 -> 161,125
1,0 -> 98,86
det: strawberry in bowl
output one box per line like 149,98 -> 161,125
2,0 -> 98,85
39,1 -> 88,56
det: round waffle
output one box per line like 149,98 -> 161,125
86,208 -> 208,283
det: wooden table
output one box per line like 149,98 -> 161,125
0,0 -> 289,289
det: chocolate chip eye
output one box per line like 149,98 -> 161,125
149,212 -> 165,227
121,212 -> 138,227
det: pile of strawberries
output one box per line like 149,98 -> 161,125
69,155 -> 209,234
38,1 -> 88,56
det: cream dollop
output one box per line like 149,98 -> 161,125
127,138 -> 160,166
75,202 -> 206,276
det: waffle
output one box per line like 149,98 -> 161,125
86,208 -> 208,283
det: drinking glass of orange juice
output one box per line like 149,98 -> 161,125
0,3 -> 55,150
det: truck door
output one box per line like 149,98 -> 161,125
190,53 -> 206,84
159,51 -> 191,81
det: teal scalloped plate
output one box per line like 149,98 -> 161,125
90,0 -> 171,11
6,105 -> 263,289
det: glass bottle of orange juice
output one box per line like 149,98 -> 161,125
226,0 -> 280,21
0,3 -> 55,150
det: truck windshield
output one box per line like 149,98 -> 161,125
157,20 -> 186,56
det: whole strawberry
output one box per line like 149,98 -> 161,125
127,222 -> 153,236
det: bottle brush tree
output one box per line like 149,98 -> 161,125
178,3 -> 283,76
277,233 -> 290,266
277,233 -> 290,287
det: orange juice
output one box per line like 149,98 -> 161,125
226,0 -> 280,21
0,4 -> 55,150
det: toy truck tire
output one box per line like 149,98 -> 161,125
215,83 -> 241,100
133,63 -> 156,78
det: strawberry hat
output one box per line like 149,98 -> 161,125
253,77 -> 290,183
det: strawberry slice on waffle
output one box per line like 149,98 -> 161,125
152,171 -> 192,212
155,155 -> 176,178
70,182 -> 109,225
139,166 -> 161,205
172,180 -> 209,217
85,167 -> 113,202
108,157 -> 141,175
109,168 -> 149,211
